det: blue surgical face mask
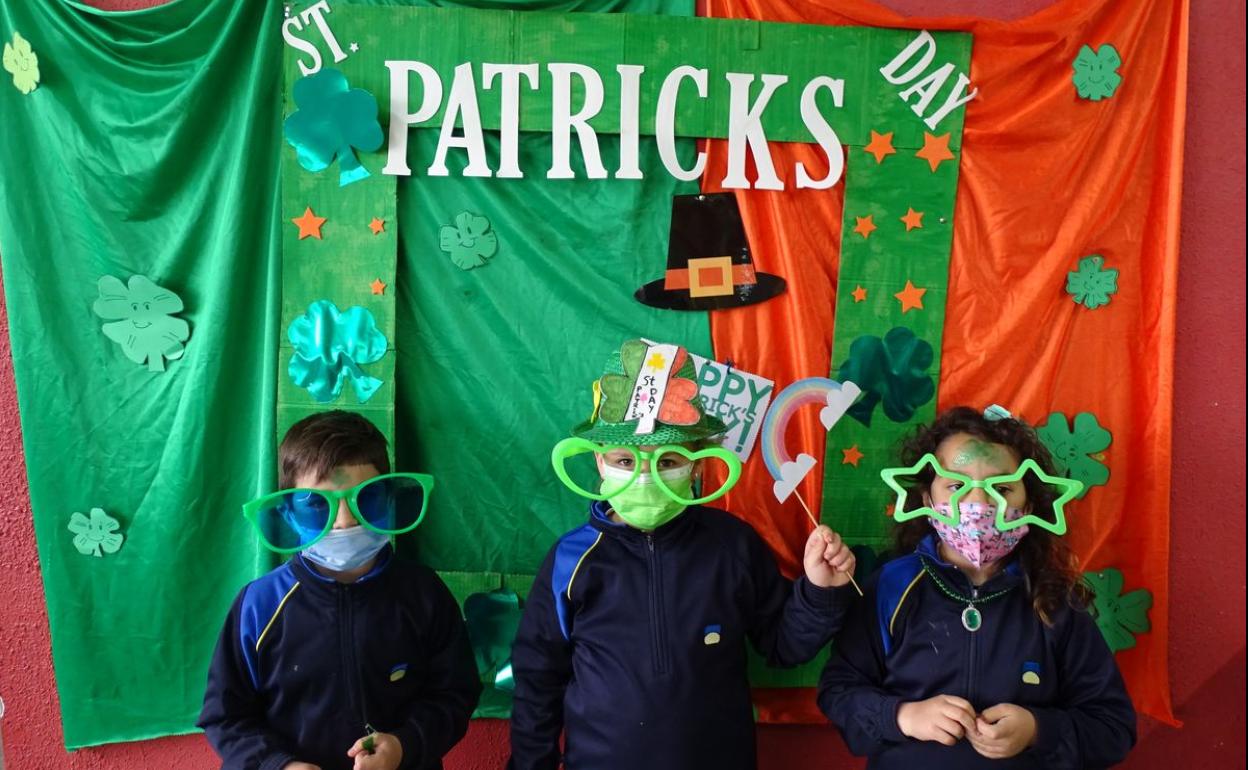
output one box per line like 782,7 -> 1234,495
302,526 -> 389,573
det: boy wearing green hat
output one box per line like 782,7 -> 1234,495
508,339 -> 857,770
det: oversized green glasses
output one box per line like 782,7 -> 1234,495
552,437 -> 742,505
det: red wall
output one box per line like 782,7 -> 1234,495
0,1 -> 1242,768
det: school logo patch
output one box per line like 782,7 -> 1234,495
389,663 -> 408,682
703,625 -> 722,645
1021,661 -> 1041,685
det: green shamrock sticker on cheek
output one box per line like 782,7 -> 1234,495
1072,44 -> 1123,101
93,275 -> 191,372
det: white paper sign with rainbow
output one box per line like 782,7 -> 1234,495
761,377 -> 862,502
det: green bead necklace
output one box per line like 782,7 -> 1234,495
920,556 -> 1017,632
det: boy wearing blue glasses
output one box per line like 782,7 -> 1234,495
199,411 -> 481,770
507,339 -> 858,770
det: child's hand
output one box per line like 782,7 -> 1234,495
347,731 -> 403,770
803,525 -> 856,589
282,763 -> 321,770
968,703 -> 1037,759
896,695 -> 978,745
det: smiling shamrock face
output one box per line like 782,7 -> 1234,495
1072,44 -> 1123,101
93,275 -> 191,372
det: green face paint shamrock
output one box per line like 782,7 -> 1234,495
93,275 -> 191,372
283,68 -> 384,186
1036,412 -> 1110,499
838,327 -> 935,427
2,31 -> 39,94
464,589 -> 523,685
1067,255 -> 1119,309
597,340 -> 700,426
1072,44 -> 1122,101
439,212 -> 499,270
287,300 -> 388,403
1084,568 -> 1152,652
68,508 -> 123,557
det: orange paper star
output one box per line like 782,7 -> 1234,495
292,207 -> 326,240
916,132 -> 955,172
370,278 -> 387,296
853,215 -> 877,239
863,130 -> 896,164
900,208 -> 924,231
894,280 -> 927,313
369,217 -> 385,235
842,445 -> 864,467
851,286 -> 868,303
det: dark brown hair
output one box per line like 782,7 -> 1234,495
892,406 -> 1091,625
279,411 -> 390,489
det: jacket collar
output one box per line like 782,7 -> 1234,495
588,500 -> 698,544
291,543 -> 394,589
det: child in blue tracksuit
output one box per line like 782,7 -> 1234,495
508,339 -> 859,770
199,411 -> 481,770
819,406 -> 1136,769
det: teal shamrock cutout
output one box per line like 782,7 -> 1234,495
1084,568 -> 1152,652
283,68 -> 383,186
93,275 -> 191,372
68,508 -> 123,557
439,212 -> 499,270
3,31 -> 39,94
465,589 -> 522,691
1036,412 -> 1110,498
838,327 -> 935,426
1072,44 -> 1122,101
287,300 -> 388,403
1067,255 -> 1119,309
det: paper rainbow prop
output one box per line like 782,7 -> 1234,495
760,377 -> 861,502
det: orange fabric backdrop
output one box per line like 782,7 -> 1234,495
704,0 -> 1185,726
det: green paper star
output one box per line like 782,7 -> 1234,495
1066,255 -> 1119,309
2,31 -> 39,95
439,211 -> 499,270
1072,44 -> 1123,101
67,508 -> 123,557
1037,412 -> 1111,498
1084,567 -> 1152,652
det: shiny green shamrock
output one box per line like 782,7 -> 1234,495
68,508 -> 123,558
288,300 -> 388,404
283,68 -> 383,186
439,212 -> 499,270
1084,567 -> 1151,652
1072,44 -> 1122,101
838,327 -> 935,426
464,589 -> 523,686
2,31 -> 39,94
1067,255 -> 1119,309
93,275 -> 191,372
1036,411 -> 1110,498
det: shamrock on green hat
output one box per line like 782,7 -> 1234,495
571,339 -> 726,446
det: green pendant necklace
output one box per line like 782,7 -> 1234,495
920,557 -> 1016,632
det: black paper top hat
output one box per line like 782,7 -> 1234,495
634,193 -> 786,311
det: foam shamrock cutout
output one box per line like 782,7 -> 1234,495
2,31 -> 39,94
597,341 -> 699,426
1036,412 -> 1110,499
283,68 -> 383,186
1072,44 -> 1122,101
93,275 -> 191,372
439,212 -> 499,270
464,589 -> 523,688
1066,255 -> 1119,309
1084,568 -> 1152,652
287,300 -> 388,403
68,508 -> 123,557
838,327 -> 935,426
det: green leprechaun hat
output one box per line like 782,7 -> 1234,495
571,339 -> 727,445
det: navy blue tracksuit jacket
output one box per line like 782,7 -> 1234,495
198,547 -> 481,770
819,535 -> 1136,769
508,503 -> 855,770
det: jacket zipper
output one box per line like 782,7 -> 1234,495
966,586 -> 978,706
339,585 -> 371,734
646,534 -> 670,675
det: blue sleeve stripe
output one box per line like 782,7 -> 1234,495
238,564 -> 300,690
875,554 -> 924,657
551,526 -> 601,641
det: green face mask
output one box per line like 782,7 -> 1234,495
600,464 -> 692,531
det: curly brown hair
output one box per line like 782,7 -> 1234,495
892,406 -> 1091,625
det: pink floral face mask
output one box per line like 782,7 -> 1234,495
931,502 -> 1029,568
